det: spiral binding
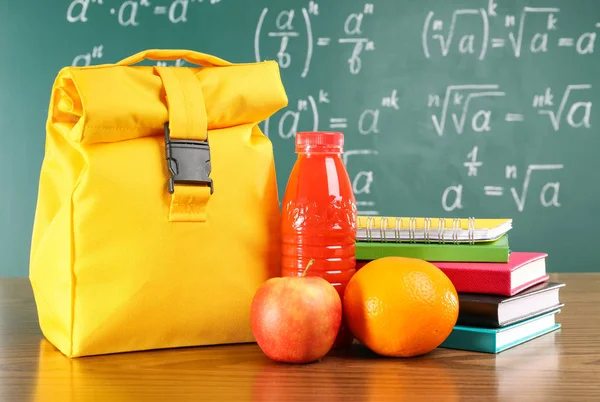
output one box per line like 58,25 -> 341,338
365,216 -> 374,242
408,217 -> 416,243
380,216 -> 389,243
438,218 -> 446,243
468,216 -> 475,244
362,216 -> 476,244
423,217 -> 432,243
451,218 -> 459,243
394,217 -> 402,243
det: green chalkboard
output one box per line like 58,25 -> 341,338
1,0 -> 599,276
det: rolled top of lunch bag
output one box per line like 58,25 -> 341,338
49,60 -> 287,145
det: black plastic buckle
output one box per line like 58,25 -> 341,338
164,123 -> 213,194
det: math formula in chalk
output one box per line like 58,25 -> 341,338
423,0 -> 598,60
428,84 -> 593,136
255,2 -> 376,77
66,0 -> 222,26
443,145 -> 564,212
262,88 -> 397,140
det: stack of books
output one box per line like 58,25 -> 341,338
355,216 -> 564,354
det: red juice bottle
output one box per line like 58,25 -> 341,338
280,131 -> 357,348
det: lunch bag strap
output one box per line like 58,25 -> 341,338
155,65 -> 212,222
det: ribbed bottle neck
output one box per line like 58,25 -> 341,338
295,131 -> 344,154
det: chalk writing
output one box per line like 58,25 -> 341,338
67,0 -> 101,23
442,185 -> 464,212
508,164 -> 564,211
423,3 -> 598,59
505,113 -> 525,122
381,90 -> 399,110
338,3 -> 376,74
260,91 -> 323,139
534,85 -> 592,131
343,150 -> 379,215
66,0 -> 221,25
255,2 -> 375,77
429,85 -> 505,136
464,146 -> 482,176
329,118 -> 348,129
358,109 -> 380,135
255,7 -> 313,77
429,83 -> 593,135
71,44 -> 104,66
443,163 -> 564,212
263,89 -> 392,143
275,94 -> 319,139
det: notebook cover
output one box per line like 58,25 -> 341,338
457,282 -> 565,327
356,216 -> 512,243
439,309 -> 561,353
357,216 -> 512,230
355,234 -> 510,263
430,252 -> 548,296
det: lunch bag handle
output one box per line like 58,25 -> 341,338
116,49 -> 233,68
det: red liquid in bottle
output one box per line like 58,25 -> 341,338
281,131 -> 357,348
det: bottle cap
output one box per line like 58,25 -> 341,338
295,131 -> 344,153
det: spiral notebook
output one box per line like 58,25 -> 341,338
357,216 -> 512,243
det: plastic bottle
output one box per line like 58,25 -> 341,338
280,131 -> 357,348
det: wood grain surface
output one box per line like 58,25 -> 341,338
1,274 -> 599,402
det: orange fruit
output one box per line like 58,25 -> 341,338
343,256 -> 459,357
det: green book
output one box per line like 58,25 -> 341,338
355,235 -> 510,262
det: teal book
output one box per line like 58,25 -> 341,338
355,234 -> 510,262
439,309 -> 561,353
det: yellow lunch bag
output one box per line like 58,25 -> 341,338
29,49 -> 288,357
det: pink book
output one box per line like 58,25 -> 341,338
430,252 -> 549,296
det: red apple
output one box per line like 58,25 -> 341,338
250,260 -> 342,364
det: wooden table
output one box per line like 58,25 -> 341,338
1,274 -> 599,401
